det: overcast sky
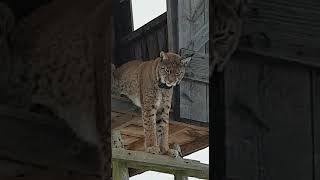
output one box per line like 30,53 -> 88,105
131,0 -> 167,30
130,0 -> 209,179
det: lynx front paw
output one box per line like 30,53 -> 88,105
166,149 -> 182,158
146,146 -> 161,154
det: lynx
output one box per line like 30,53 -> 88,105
112,51 -> 191,157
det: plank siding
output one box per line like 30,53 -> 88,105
212,0 -> 320,179
157,26 -> 168,53
225,52 -> 313,180
241,0 -> 320,67
176,0 -> 209,123
313,70 -> 320,180
184,54 -> 209,83
180,80 -> 208,122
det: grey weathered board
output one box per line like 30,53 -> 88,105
225,52 -> 314,180
176,0 -> 209,123
314,70 -> 320,180
179,49 -> 209,122
222,0 -> 320,179
241,0 -> 320,67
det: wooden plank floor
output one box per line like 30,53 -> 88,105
111,96 -> 209,156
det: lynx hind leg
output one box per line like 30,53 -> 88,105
142,100 -> 160,154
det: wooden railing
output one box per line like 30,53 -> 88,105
112,148 -> 209,180
111,131 -> 209,180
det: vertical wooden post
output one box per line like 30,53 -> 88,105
112,130 -> 124,149
166,0 -> 179,53
92,1 -> 111,179
166,0 -> 181,121
112,131 -> 127,180
312,70 -> 319,180
210,0 -> 226,179
112,160 -> 129,180
174,172 -> 188,180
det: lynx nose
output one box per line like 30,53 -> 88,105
168,77 -> 174,83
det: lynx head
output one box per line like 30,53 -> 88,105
158,51 -> 192,88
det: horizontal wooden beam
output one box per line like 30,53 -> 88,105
238,46 -> 320,69
112,148 -> 209,179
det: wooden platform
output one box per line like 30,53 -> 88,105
111,96 -> 209,156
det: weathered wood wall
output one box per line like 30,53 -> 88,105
314,70 -> 320,180
225,52 -> 316,180
240,0 -> 320,67
175,0 -> 209,123
218,0 -> 320,179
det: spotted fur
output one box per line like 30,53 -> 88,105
113,51 -> 191,157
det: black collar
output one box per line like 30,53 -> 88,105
158,79 -> 173,89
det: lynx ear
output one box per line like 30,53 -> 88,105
181,57 -> 192,66
160,51 -> 168,62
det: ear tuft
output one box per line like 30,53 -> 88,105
181,57 -> 192,66
160,51 -> 168,61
